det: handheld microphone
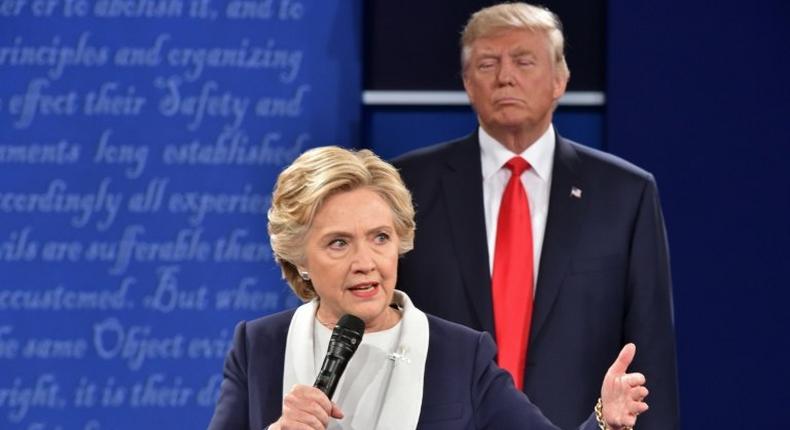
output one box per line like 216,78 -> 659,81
313,314 -> 365,399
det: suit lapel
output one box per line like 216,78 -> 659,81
530,136 -> 586,342
440,133 -> 495,334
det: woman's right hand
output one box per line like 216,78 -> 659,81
599,343 -> 649,429
270,384 -> 344,430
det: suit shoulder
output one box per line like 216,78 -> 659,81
566,139 -> 656,185
243,308 -> 297,343
392,135 -> 471,170
426,313 -> 488,344
425,314 -> 497,371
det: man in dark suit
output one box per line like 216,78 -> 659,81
393,3 -> 679,429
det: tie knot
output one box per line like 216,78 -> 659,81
505,157 -> 530,176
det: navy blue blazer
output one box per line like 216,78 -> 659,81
207,308 -> 600,430
392,133 -> 679,430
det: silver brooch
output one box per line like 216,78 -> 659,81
387,345 -> 411,363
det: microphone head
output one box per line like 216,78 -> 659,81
337,314 -> 365,335
328,314 -> 364,358
313,314 -> 365,398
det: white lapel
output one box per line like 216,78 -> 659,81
282,299 -> 319,395
374,291 -> 429,430
281,292 -> 429,430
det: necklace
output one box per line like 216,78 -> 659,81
315,314 -> 336,329
315,305 -> 403,332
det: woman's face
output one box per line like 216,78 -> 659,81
300,187 -> 400,332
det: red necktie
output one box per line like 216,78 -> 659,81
492,156 -> 534,390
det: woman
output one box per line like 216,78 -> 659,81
208,147 -> 648,430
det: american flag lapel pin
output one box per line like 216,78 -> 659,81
570,187 -> 582,198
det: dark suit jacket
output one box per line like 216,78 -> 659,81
207,308 -> 600,430
392,133 -> 679,430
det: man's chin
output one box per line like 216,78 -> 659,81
486,117 -> 530,132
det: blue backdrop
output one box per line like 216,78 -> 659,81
607,1 -> 790,427
0,1 -> 360,428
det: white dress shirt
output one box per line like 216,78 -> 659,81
479,124 -> 555,289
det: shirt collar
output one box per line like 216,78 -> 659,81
479,124 -> 556,181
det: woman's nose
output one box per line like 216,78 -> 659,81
350,244 -> 376,273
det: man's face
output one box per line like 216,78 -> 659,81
463,29 -> 567,138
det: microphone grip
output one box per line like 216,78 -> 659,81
312,314 -> 364,399
313,355 -> 348,398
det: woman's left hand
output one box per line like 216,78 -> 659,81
599,343 -> 649,430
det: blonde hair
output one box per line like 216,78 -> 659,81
267,146 -> 415,300
461,2 -> 570,81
